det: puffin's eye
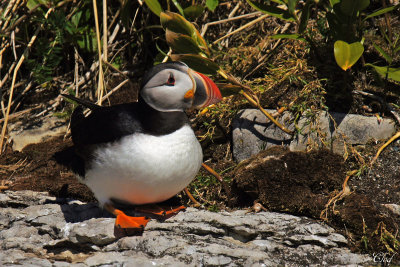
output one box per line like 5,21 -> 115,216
166,74 -> 175,86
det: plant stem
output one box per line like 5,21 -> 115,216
0,7 -> 54,153
220,70 -> 293,135
92,0 -> 105,105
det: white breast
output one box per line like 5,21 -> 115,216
84,125 -> 203,206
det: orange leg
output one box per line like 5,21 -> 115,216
104,203 -> 150,230
135,204 -> 186,219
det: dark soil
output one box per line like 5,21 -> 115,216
230,146 -> 400,262
230,147 -> 344,216
1,137 -> 95,203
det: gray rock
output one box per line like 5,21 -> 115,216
232,109 -> 293,162
0,190 -> 374,266
382,203 -> 400,216
67,218 -> 116,245
233,109 -> 396,162
8,114 -> 67,151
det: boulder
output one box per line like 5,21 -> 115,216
232,109 -> 396,162
0,190 -> 374,266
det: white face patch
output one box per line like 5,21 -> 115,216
141,69 -> 194,112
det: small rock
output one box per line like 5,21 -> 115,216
327,233 -> 348,245
382,204 -> 400,216
250,239 -> 282,251
232,109 -> 293,162
288,234 -> 338,248
67,218 -> 116,245
203,255 -> 232,266
8,114 -> 67,151
232,109 -> 396,162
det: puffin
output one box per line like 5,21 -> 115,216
62,61 -> 222,230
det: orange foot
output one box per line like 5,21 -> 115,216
135,204 -> 186,219
114,209 -> 150,229
104,203 -> 150,230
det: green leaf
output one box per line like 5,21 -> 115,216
160,11 -> 210,55
170,54 -> 219,74
372,43 -> 392,64
271,33 -> 306,41
26,0 -> 39,10
366,64 -> 400,82
334,40 -> 364,70
364,4 -> 400,20
299,0 -> 313,33
246,0 -> 295,21
395,45 -> 400,54
71,10 -> 83,27
329,0 -> 340,8
143,0 -> 163,17
171,0 -> 185,16
287,0 -> 299,15
161,11 -> 195,36
271,0 -> 285,4
165,29 -> 203,54
155,42 -> 168,57
26,0 -> 49,10
64,21 -> 76,35
76,29 -> 97,52
206,0 -> 219,11
340,0 -> 369,17
183,5 -> 205,20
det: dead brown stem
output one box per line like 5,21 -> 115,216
184,187 -> 201,206
0,7 -> 54,153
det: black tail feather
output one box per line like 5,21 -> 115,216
61,94 -> 101,110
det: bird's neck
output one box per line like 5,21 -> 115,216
138,96 -> 189,135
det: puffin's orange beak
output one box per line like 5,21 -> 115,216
191,71 -> 222,108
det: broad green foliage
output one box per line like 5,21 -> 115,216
364,5 -> 400,20
334,41 -> 364,71
366,65 -> 400,82
270,33 -> 305,41
373,43 -> 392,65
2,0 -> 98,84
368,33 -> 400,82
143,0 -> 163,16
160,11 -> 210,56
171,0 -> 185,16
165,29 -> 204,54
160,11 -> 217,74
160,11 -> 197,36
183,5 -> 205,20
246,0 -> 295,21
143,0 -> 218,18
339,0 -> 369,16
206,0 -> 219,12
26,0 -> 49,10
246,0 -> 399,71
170,54 -> 220,74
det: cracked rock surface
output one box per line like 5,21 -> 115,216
232,109 -> 396,162
0,190 -> 373,266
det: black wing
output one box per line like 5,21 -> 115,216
62,95 -> 143,176
62,94 -> 188,176
70,103 -> 143,147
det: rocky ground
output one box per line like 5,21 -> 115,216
1,108 -> 400,266
0,190 -> 374,266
